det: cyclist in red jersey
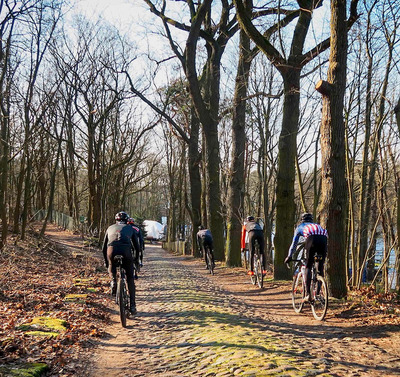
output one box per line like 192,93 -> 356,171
284,213 -> 328,302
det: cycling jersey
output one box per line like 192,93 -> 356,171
287,222 -> 328,258
303,223 -> 328,238
241,221 -> 263,249
196,229 -> 214,265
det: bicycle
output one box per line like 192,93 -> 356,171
243,240 -> 264,288
289,252 -> 328,321
204,244 -> 215,275
113,255 -> 130,327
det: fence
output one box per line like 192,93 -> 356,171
33,209 -> 76,231
162,240 -> 190,255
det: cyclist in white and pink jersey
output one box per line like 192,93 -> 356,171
284,213 -> 328,301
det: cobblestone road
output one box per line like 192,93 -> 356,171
90,245 -> 400,377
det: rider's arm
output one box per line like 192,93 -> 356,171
240,225 -> 246,250
287,228 -> 302,258
131,233 -> 141,261
102,233 -> 109,267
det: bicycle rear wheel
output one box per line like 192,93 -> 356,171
255,254 -> 264,288
205,247 -> 214,275
292,270 -> 305,313
311,275 -> 328,321
118,277 -> 128,327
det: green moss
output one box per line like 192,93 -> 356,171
0,362 -> 49,376
18,317 -> 67,333
64,293 -> 87,302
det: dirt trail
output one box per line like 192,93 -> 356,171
87,245 -> 400,377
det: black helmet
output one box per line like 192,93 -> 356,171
198,225 -> 204,230
127,217 -> 135,225
246,216 -> 255,222
115,211 -> 129,223
301,213 -> 313,222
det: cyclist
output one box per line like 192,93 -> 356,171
102,211 -> 141,315
284,213 -> 328,302
241,216 -> 266,276
196,225 -> 215,269
127,218 -> 144,269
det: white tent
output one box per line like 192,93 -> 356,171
143,220 -> 164,240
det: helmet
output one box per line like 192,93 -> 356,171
127,217 -> 135,225
115,211 -> 129,223
301,213 -> 313,222
198,225 -> 204,230
246,216 -> 255,222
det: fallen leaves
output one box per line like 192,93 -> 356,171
0,227 -> 111,376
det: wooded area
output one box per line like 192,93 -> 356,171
0,0 -> 399,299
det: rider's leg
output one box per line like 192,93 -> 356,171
248,232 -> 255,272
257,232 -> 266,272
107,247 -> 117,294
304,237 -> 315,299
124,256 -> 137,314
205,237 -> 215,265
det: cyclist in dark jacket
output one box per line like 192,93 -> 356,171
102,211 -> 140,314
196,226 -> 215,268
241,216 -> 266,275
127,218 -> 144,268
284,213 -> 328,302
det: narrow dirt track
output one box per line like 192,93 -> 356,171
88,245 -> 400,377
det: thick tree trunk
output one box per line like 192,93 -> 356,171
273,71 -> 300,280
317,0 -> 349,299
188,109 -> 202,257
226,27 -> 252,267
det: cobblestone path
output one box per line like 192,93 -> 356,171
90,245 -> 400,377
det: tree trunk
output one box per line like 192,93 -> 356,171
40,140 -> 62,237
273,71 -> 300,280
316,0 -> 349,299
188,109 -> 202,257
226,25 -> 252,267
395,97 -> 400,291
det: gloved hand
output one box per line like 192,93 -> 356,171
284,256 -> 292,264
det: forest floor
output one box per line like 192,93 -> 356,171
1,223 -> 400,376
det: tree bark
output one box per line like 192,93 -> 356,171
225,23 -> 252,267
317,0 -> 352,299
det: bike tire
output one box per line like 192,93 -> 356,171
206,247 -> 214,275
311,275 -> 328,321
292,270 -> 305,313
119,278 -> 127,328
256,254 -> 264,289
250,254 -> 257,285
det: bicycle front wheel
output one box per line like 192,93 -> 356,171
292,271 -> 305,313
118,278 -> 127,327
206,247 -> 214,275
311,275 -> 328,321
